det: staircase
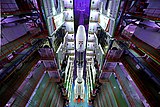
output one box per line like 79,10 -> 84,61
27,73 -> 64,107
94,74 -> 129,107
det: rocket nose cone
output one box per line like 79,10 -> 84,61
76,25 -> 87,51
78,25 -> 85,29
76,26 -> 86,37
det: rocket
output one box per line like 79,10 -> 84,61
74,25 -> 86,101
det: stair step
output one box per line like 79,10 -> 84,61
50,84 -> 59,107
28,73 -> 50,107
106,83 -> 118,107
39,81 -> 53,107
46,82 -> 56,107
101,85 -> 112,107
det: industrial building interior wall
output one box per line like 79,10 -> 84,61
1,0 -> 44,45
92,0 -> 160,107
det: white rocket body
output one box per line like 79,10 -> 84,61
74,25 -> 86,100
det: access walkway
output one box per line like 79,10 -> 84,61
115,65 -> 144,106
27,73 -> 64,107
0,52 -> 40,107
94,74 -> 129,107
11,63 -> 45,107
121,54 -> 160,107
130,35 -> 160,63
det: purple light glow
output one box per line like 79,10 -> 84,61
73,0 -> 91,80
74,0 -> 91,32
